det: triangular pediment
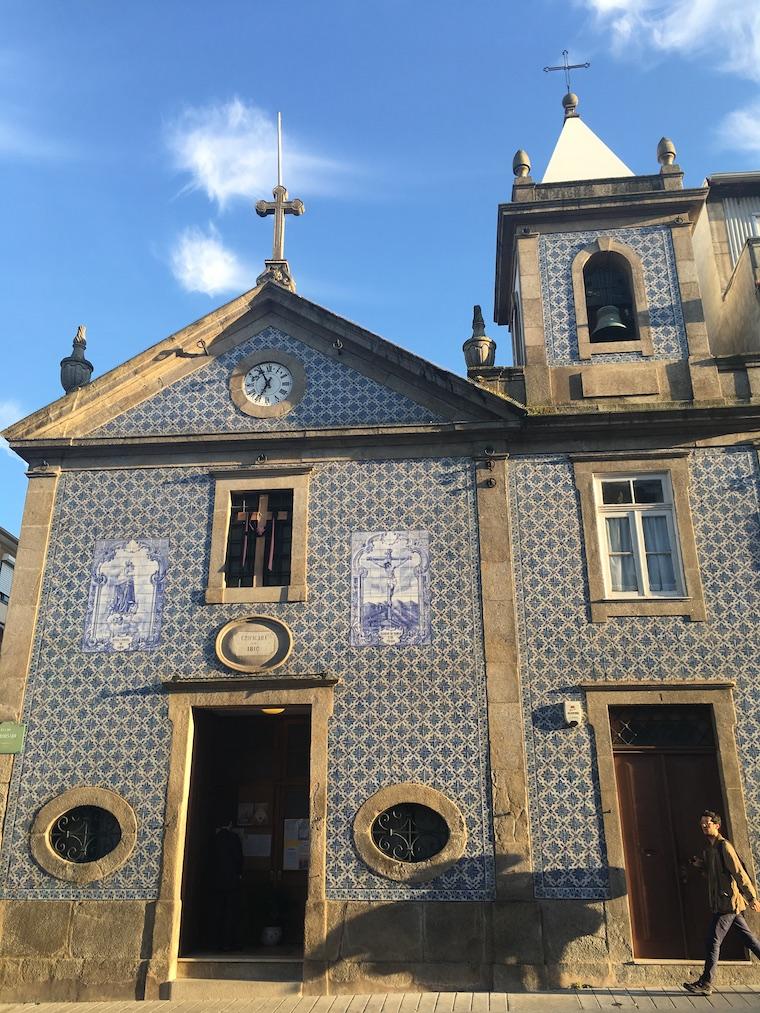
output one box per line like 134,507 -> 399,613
3,282 -> 522,445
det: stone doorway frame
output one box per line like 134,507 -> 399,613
144,678 -> 336,998
583,681 -> 755,968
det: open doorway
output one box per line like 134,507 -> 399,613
179,707 -> 311,957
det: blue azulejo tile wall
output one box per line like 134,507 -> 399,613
91,327 -> 443,437
538,225 -> 687,365
0,457 -> 493,901
509,447 -> 760,899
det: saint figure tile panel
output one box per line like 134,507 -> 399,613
351,531 -> 431,646
83,538 -> 169,652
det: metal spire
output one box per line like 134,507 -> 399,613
543,50 -> 591,117
255,112 -> 305,292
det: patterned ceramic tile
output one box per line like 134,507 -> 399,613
0,458 -> 493,901
509,448 -> 760,898
82,538 -> 168,653
350,531 -> 431,647
538,225 -> 688,364
91,327 -> 444,436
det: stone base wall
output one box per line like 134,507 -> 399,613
2,898 -> 760,999
0,900 -> 153,1001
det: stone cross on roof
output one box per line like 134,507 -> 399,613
255,112 -> 305,293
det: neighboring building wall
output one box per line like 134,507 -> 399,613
0,527 -> 18,650
694,201 -> 760,359
723,196 -> 760,267
508,446 -> 760,899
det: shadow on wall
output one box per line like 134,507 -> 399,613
308,856 -> 629,993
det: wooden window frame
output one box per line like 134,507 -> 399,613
572,237 -> 654,359
573,454 -> 706,623
595,473 -> 686,600
205,467 -> 311,605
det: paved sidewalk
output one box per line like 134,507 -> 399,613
3,991 -> 760,1011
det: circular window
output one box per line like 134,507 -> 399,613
371,803 -> 450,863
49,805 -> 122,864
353,782 -> 467,883
31,786 -> 137,883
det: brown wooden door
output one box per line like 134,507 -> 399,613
612,705 -> 743,960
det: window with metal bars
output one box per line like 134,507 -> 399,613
225,490 -> 293,589
610,705 -> 715,751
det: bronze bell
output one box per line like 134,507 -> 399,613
591,304 -> 629,341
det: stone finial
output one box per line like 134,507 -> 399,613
60,325 -> 94,394
512,149 -> 531,179
562,91 -> 579,118
463,305 -> 496,370
657,137 -> 677,168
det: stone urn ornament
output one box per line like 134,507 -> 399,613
60,325 -> 94,394
462,305 -> 496,369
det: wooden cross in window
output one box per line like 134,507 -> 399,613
236,494 -> 289,584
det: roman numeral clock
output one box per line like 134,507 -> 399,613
229,350 -> 307,418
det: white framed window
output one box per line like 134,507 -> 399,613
594,474 -> 685,599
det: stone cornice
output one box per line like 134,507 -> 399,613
6,402 -> 759,466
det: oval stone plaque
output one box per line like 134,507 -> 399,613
215,616 -> 293,673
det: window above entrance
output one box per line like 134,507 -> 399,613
595,473 -> 684,600
225,490 -> 294,590
206,467 -> 311,605
572,454 -> 706,623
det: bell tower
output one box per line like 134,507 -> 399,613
486,94 -> 721,408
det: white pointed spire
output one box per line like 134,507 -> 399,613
542,94 -> 633,184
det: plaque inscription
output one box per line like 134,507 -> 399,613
215,616 -> 293,673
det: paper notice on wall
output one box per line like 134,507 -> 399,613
283,818 -> 310,870
242,833 -> 271,858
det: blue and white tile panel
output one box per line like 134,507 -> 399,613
538,225 -> 688,365
509,448 -> 760,898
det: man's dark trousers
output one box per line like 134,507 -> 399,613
703,912 -> 760,984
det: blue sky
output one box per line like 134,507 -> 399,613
1,0 -> 758,535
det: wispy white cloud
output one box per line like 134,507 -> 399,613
0,109 -> 69,161
717,101 -> 760,156
0,399 -> 23,457
578,0 -> 760,82
166,98 -> 355,208
170,224 -> 254,297
574,0 -> 760,156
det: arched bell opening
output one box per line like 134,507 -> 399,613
583,251 -> 637,343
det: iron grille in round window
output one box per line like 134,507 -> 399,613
371,803 -> 449,863
49,806 -> 122,864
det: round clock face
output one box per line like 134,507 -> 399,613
242,361 -> 294,407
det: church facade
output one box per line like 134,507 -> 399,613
0,100 -> 759,1000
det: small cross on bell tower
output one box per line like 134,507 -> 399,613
255,112 -> 305,293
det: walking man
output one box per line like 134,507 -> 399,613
684,810 -> 760,995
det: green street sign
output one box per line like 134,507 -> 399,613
0,723 -> 26,754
